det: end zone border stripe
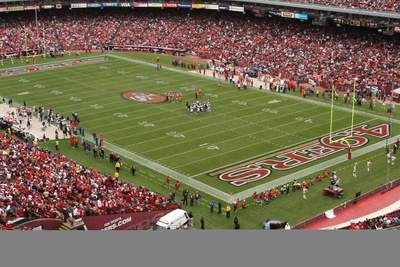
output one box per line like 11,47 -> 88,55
208,139 -> 319,177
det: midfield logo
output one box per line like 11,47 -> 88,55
215,124 -> 389,186
122,91 -> 165,103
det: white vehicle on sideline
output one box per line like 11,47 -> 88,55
155,209 -> 189,230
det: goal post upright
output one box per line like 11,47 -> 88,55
329,79 -> 357,159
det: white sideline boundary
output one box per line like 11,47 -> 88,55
2,53 -> 398,203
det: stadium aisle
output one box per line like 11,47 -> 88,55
303,185 -> 400,229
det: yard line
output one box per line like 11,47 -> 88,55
173,118 -> 378,169
87,138 -> 232,202
101,92 -> 268,136
232,135 -> 400,203
152,109 -> 346,161
111,96 -> 305,143
193,119 -> 378,176
137,105 -> 330,154
0,54 -> 106,73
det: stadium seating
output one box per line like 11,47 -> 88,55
0,132 -> 178,223
1,9 -> 398,88
342,210 -> 400,229
280,0 -> 399,13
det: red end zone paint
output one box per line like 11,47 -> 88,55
218,124 -> 390,186
0,57 -> 108,77
122,92 -> 165,103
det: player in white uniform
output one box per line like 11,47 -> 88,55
196,102 -> 201,115
353,163 -> 358,177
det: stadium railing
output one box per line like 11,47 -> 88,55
292,177 -> 400,229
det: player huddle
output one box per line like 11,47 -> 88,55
165,91 -> 182,103
186,100 -> 211,115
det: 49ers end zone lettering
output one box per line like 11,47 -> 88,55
122,92 -> 165,103
216,124 -> 389,186
0,57 -> 109,77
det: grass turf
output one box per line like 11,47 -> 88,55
1,51 -> 399,229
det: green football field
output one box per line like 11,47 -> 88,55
1,52 -> 400,229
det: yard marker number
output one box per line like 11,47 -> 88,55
296,117 -> 313,123
232,100 -> 247,105
117,71 -> 129,74
166,132 -> 185,138
70,96 -> 82,101
199,143 -> 220,150
90,104 -> 104,109
262,108 -> 278,114
204,93 -> 218,98
113,112 -> 128,118
138,121 -> 154,126
156,81 -> 169,84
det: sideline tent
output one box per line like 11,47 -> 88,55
391,88 -> 400,103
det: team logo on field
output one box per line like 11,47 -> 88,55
122,91 -> 165,103
211,124 -> 390,186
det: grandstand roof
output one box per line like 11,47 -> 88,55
233,0 -> 400,19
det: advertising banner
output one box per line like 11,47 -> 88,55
229,6 -> 244,12
56,4 -> 62,9
394,26 -> 400,33
7,6 -> 24,11
177,3 -> 191,8
0,7 -> 8,12
206,4 -> 219,10
281,12 -> 294,18
24,5 -> 40,10
133,2 -> 148,7
148,3 -> 163,8
120,3 -> 132,7
163,3 -> 178,8
219,5 -> 229,11
83,210 -> 173,230
71,3 -> 88,9
191,4 -> 205,9
335,18 -> 378,29
87,3 -> 103,8
41,5 -> 55,10
103,3 -> 119,7
294,13 -> 308,20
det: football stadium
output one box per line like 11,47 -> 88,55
1,1 -> 400,230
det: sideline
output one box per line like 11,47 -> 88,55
1,54 -> 398,203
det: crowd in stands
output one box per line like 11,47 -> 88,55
0,132 -> 179,226
1,9 -> 399,87
280,0 -> 399,13
0,16 -> 37,54
346,212 -> 400,229
88,12 -> 121,49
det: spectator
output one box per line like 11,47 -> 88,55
0,133 -> 178,221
